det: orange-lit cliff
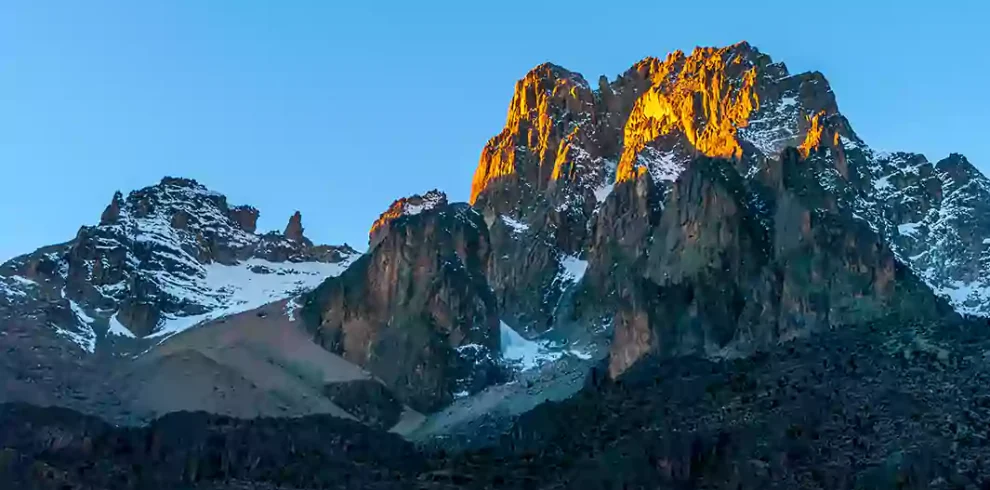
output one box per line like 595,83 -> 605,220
469,41 -> 853,204
469,63 -> 596,208
615,45 -> 760,182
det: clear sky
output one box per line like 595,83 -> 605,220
1,1 -> 986,262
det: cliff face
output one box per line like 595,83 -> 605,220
303,197 -> 502,412
465,42 -> 967,378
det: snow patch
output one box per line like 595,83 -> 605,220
284,297 -> 301,322
107,312 -> 136,338
839,135 -> 862,150
0,278 -> 28,298
500,215 -> 530,234
898,222 -> 922,237
568,348 -> 593,360
499,321 -> 562,371
401,191 -> 445,216
10,276 -> 38,287
68,300 -> 95,325
51,324 -> 96,353
639,147 -> 684,182
593,183 -> 614,203
934,280 -> 990,316
874,174 -> 893,192
556,255 -> 588,285
53,299 -> 96,353
148,256 -> 356,340
456,343 -> 484,354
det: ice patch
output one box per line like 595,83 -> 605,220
107,312 -> 136,338
500,321 -> 562,371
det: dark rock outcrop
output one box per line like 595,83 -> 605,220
8,316 -> 990,489
283,211 -> 306,243
606,151 -> 947,376
303,200 -> 503,412
0,403 -> 424,490
322,380 -> 403,431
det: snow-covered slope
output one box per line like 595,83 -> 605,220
0,177 -> 359,350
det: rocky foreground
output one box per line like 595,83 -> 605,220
5,315 -> 990,489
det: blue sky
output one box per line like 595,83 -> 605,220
1,1 -> 985,261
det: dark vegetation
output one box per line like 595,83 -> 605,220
6,316 -> 990,489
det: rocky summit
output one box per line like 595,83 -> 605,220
3,42 -> 990,489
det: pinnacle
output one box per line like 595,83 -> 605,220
284,211 -> 305,242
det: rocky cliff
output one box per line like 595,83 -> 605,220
466,42 -> 971,378
302,195 -> 503,412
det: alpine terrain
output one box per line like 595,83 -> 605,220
4,42 -> 990,489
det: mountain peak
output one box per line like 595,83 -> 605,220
369,190 -> 447,248
284,211 -> 305,242
159,176 -> 202,188
615,44 -> 764,181
1,175 -> 359,341
469,60 -> 597,207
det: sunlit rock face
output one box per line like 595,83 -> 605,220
469,63 -> 599,213
467,41 -> 977,376
303,198 -> 502,413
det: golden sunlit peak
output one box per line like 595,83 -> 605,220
616,44 -> 761,182
469,62 -> 595,205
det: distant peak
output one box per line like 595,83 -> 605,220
525,61 -> 581,80
159,176 -> 202,188
284,211 -> 305,242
